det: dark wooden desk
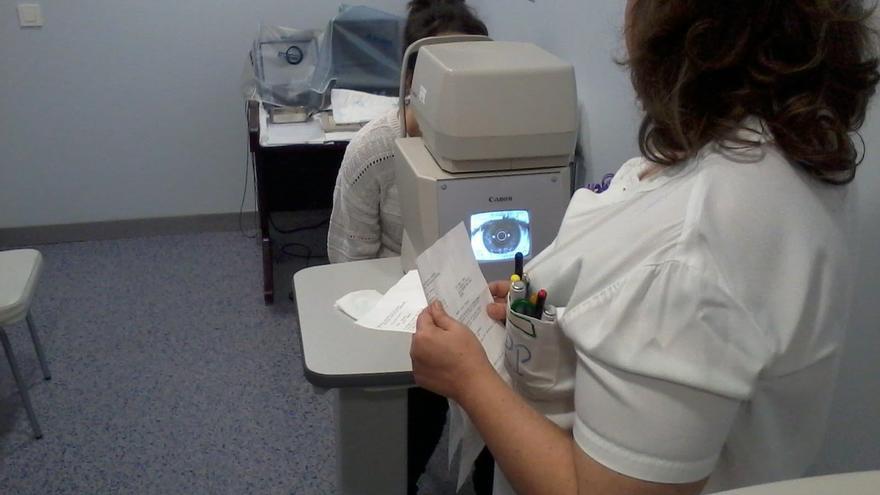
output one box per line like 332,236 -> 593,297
246,100 -> 349,304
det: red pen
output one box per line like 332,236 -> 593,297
533,289 -> 547,319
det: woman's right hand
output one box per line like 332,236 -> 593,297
487,280 -> 510,322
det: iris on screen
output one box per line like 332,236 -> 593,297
469,210 -> 531,261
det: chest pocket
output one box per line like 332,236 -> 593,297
505,293 -> 576,401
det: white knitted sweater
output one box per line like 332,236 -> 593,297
328,110 -> 404,263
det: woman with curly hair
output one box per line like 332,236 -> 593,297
410,1 -> 879,494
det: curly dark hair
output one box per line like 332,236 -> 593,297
404,0 -> 488,70
626,0 -> 880,184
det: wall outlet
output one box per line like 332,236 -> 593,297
17,3 -> 45,28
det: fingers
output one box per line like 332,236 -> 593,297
411,311 -> 435,363
489,280 -> 511,298
428,301 -> 460,331
415,306 -> 436,334
487,302 -> 507,322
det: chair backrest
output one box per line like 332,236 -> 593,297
0,249 -> 42,325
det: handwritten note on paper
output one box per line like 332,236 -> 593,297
354,270 -> 427,334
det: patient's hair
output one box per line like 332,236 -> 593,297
626,0 -> 880,184
404,0 -> 488,70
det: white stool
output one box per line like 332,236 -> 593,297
0,249 -> 51,439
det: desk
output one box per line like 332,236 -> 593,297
713,471 -> 880,495
294,257 -> 413,495
246,100 -> 355,304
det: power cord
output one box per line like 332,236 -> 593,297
240,103 -> 259,239
279,242 -> 328,268
271,216 -> 330,267
269,215 -> 328,235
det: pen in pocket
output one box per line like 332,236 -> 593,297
511,298 -> 536,317
515,252 -> 524,279
533,289 -> 547,319
511,280 -> 527,303
541,304 -> 557,322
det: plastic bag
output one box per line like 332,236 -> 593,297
243,24 -> 323,109
243,6 -> 403,111
311,5 -> 404,97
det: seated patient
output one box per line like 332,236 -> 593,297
327,2 -> 493,494
327,0 -> 489,262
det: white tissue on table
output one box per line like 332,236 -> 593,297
331,89 -> 398,125
354,270 -> 428,334
334,289 -> 384,321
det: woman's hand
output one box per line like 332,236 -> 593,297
487,280 -> 510,322
411,301 -> 495,401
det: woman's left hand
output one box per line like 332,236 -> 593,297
411,301 -> 495,401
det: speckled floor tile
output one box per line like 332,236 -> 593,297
0,224 -> 480,495
0,229 -> 337,494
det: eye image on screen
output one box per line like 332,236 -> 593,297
469,210 -> 531,262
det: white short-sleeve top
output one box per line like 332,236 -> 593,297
525,133 -> 856,492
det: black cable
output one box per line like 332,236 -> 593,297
279,242 -> 329,268
272,215 -> 330,267
280,243 -> 312,258
239,103 -> 258,239
238,160 -> 258,239
269,215 -> 329,235
250,145 -> 258,228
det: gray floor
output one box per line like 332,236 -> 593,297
0,217 -> 465,494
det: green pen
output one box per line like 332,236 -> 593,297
511,299 -> 536,317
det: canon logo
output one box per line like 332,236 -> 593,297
489,196 -> 513,203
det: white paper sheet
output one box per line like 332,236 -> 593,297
308,131 -> 358,144
354,270 -> 427,334
330,89 -> 398,124
415,223 -> 508,488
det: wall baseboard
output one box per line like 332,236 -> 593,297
0,212 -> 259,248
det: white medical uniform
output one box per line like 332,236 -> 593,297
496,129 -> 857,494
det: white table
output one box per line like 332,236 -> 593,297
713,471 -> 880,495
293,257 -> 413,495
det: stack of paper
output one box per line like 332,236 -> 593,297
331,89 -> 398,125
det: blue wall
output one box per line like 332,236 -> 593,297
0,0 -> 407,228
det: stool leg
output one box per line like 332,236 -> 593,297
25,312 -> 51,380
0,327 -> 43,439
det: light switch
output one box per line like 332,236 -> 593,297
18,3 -> 45,28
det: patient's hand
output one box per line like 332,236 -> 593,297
487,280 -> 510,322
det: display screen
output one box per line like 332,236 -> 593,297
469,210 -> 532,262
